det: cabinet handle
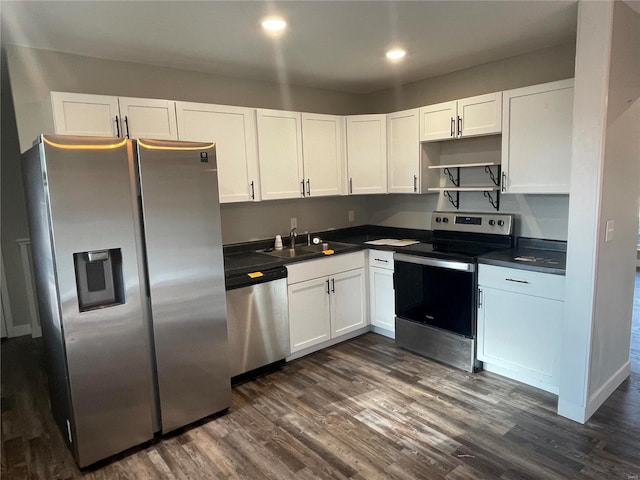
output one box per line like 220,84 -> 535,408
300,180 -> 305,197
505,278 -> 530,284
306,179 -> 311,196
413,175 -> 418,193
250,181 -> 255,200
115,116 -> 121,137
331,278 -> 335,293
501,172 -> 506,193
450,117 -> 455,137
124,116 -> 130,138
457,116 -> 462,137
374,258 -> 389,263
349,178 -> 353,194
326,279 -> 330,295
478,288 -> 483,308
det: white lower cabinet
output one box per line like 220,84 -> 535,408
477,264 -> 565,394
287,252 -> 367,355
368,250 -> 395,337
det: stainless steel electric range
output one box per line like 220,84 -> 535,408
394,211 -> 514,372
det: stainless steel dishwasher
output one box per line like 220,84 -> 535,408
225,266 -> 289,379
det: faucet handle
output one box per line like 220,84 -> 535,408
312,236 -> 322,245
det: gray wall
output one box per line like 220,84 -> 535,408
365,42 -> 576,113
2,42 -> 576,334
1,45 -> 32,332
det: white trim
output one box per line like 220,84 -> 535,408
286,327 -> 369,361
1,248 -> 32,338
558,360 -> 631,423
585,360 -> 631,420
17,238 -> 41,338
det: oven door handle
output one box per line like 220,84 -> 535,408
394,253 -> 475,272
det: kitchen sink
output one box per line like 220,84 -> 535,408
260,248 -> 310,258
297,241 -> 357,254
260,241 -> 357,258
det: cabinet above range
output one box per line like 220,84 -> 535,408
419,92 -> 502,142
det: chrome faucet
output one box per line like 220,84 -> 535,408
289,227 -> 297,249
304,231 -> 310,246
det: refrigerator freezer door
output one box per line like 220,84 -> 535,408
135,139 -> 231,432
36,135 -> 155,467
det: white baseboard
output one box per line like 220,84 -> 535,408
585,360 -> 631,420
370,325 -> 395,339
286,326 -> 370,361
558,360 -> 631,423
9,324 -> 32,338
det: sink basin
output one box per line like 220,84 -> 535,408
297,241 -> 356,254
260,248 -> 310,258
260,241 -> 356,259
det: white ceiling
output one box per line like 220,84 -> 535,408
1,1 -> 578,94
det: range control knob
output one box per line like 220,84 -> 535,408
442,217 -> 449,223
497,220 -> 505,227
435,217 -> 442,223
488,219 -> 496,226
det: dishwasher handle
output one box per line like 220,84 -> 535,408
225,266 -> 288,290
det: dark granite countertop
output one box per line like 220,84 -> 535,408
223,225 -> 432,278
478,237 -> 567,276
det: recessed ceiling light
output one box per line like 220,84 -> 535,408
261,17 -> 287,32
386,49 -> 407,61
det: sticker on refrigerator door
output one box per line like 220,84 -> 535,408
200,152 -> 208,163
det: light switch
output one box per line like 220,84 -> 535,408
605,219 -> 615,242
348,210 -> 355,222
290,217 -> 297,229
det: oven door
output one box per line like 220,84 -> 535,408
394,253 -> 476,338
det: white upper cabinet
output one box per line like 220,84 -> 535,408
346,114 -> 387,195
256,109 -> 304,200
51,92 -> 178,140
301,113 -> 345,197
175,102 -> 260,203
501,79 -> 574,194
116,97 -> 178,140
419,92 -> 502,142
51,92 -> 120,137
419,101 -> 457,142
387,108 -> 420,193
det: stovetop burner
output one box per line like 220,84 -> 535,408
400,211 -> 515,262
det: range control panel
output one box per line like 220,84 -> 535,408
431,211 -> 513,235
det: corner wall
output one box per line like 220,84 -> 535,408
559,0 -> 640,423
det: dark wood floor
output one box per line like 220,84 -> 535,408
2,277 -> 639,479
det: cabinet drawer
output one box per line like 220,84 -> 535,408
287,251 -> 365,284
368,249 -> 394,270
478,264 -> 565,301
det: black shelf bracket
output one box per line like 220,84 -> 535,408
483,190 -> 500,211
443,167 -> 460,187
444,190 -> 460,209
484,165 -> 501,187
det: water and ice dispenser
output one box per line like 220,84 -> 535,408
73,249 -> 125,311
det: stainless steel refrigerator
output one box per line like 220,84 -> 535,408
22,135 -> 231,467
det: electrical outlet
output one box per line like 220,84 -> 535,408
290,217 -> 297,229
348,210 -> 355,222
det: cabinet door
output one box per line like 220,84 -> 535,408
256,109 -> 304,200
330,268 -> 367,337
176,102 -> 259,203
301,113 -> 344,197
288,277 -> 331,353
477,286 -> 563,393
387,109 -> 420,193
346,115 -> 387,195
419,101 -> 457,142
51,92 -> 120,137
458,92 -> 502,138
369,267 -> 395,335
501,79 -> 574,194
118,97 -> 178,140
